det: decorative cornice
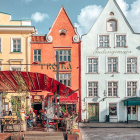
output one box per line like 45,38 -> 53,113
0,26 -> 35,33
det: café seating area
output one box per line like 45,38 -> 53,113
1,113 -> 23,132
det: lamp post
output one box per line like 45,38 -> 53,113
56,53 -> 60,117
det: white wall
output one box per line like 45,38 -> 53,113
81,0 -> 140,122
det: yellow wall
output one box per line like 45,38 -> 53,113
0,13 -> 35,113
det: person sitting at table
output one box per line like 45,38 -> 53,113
53,112 -> 58,118
8,110 -> 12,116
2,110 -> 7,116
59,110 -> 63,118
0,110 -> 7,132
26,110 -> 35,128
41,110 -> 47,128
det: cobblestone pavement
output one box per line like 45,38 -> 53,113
80,128 -> 140,140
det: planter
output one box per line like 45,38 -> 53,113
71,129 -> 80,133
67,134 -> 79,140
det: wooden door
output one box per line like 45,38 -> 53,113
88,103 -> 99,121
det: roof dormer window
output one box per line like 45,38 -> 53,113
59,29 -> 67,36
107,19 -> 117,32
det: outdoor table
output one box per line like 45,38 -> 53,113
52,118 -> 65,131
47,118 -> 59,132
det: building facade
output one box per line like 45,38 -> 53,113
81,0 -> 140,122
31,7 -> 81,119
0,12 -> 35,113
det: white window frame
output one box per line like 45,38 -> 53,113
33,49 -> 41,62
126,81 -> 138,97
55,50 -> 71,62
107,81 -> 118,97
126,57 -> 137,73
107,57 -> 118,73
10,66 -> 22,71
88,81 -> 98,97
87,57 -> 98,73
11,37 -> 22,52
98,35 -> 110,48
106,19 -> 117,32
57,73 -> 71,87
115,34 -> 127,48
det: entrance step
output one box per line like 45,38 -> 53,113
24,132 -> 65,140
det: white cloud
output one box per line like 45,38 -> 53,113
75,0 -> 140,35
31,12 -> 49,22
75,5 -> 103,35
116,0 -> 129,15
117,0 -> 140,33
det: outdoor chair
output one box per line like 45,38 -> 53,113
46,118 -> 58,132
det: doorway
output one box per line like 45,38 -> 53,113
88,103 -> 99,121
33,103 -> 42,115
128,106 -> 137,121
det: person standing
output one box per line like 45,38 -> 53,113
20,106 -> 26,131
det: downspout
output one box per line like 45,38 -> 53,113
79,40 -> 81,122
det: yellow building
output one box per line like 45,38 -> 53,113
0,12 -> 35,114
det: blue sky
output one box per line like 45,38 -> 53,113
0,0 -> 139,35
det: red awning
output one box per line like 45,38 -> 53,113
0,71 -> 74,97
59,92 -> 78,103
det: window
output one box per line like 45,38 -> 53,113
12,38 -> 21,52
107,19 -> 117,32
109,103 -> 117,116
88,58 -> 98,73
98,35 -> 109,47
0,38 -> 1,52
108,82 -> 118,97
116,35 -> 126,47
127,81 -> 137,96
108,57 -> 118,73
88,82 -> 98,97
55,50 -> 71,62
59,73 -> 71,86
127,58 -> 137,73
33,49 -> 41,62
10,66 -> 22,71
60,104 -> 76,115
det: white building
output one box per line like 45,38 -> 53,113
81,0 -> 140,122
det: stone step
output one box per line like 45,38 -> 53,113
24,136 -> 64,140
24,132 -> 64,136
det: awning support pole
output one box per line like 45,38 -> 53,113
0,92 -> 2,133
127,101 -> 128,124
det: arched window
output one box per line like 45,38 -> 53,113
59,29 -> 67,36
107,19 -> 117,32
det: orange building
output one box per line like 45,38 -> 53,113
31,7 -> 81,119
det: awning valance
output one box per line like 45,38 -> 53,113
0,71 -> 75,97
124,97 -> 140,106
